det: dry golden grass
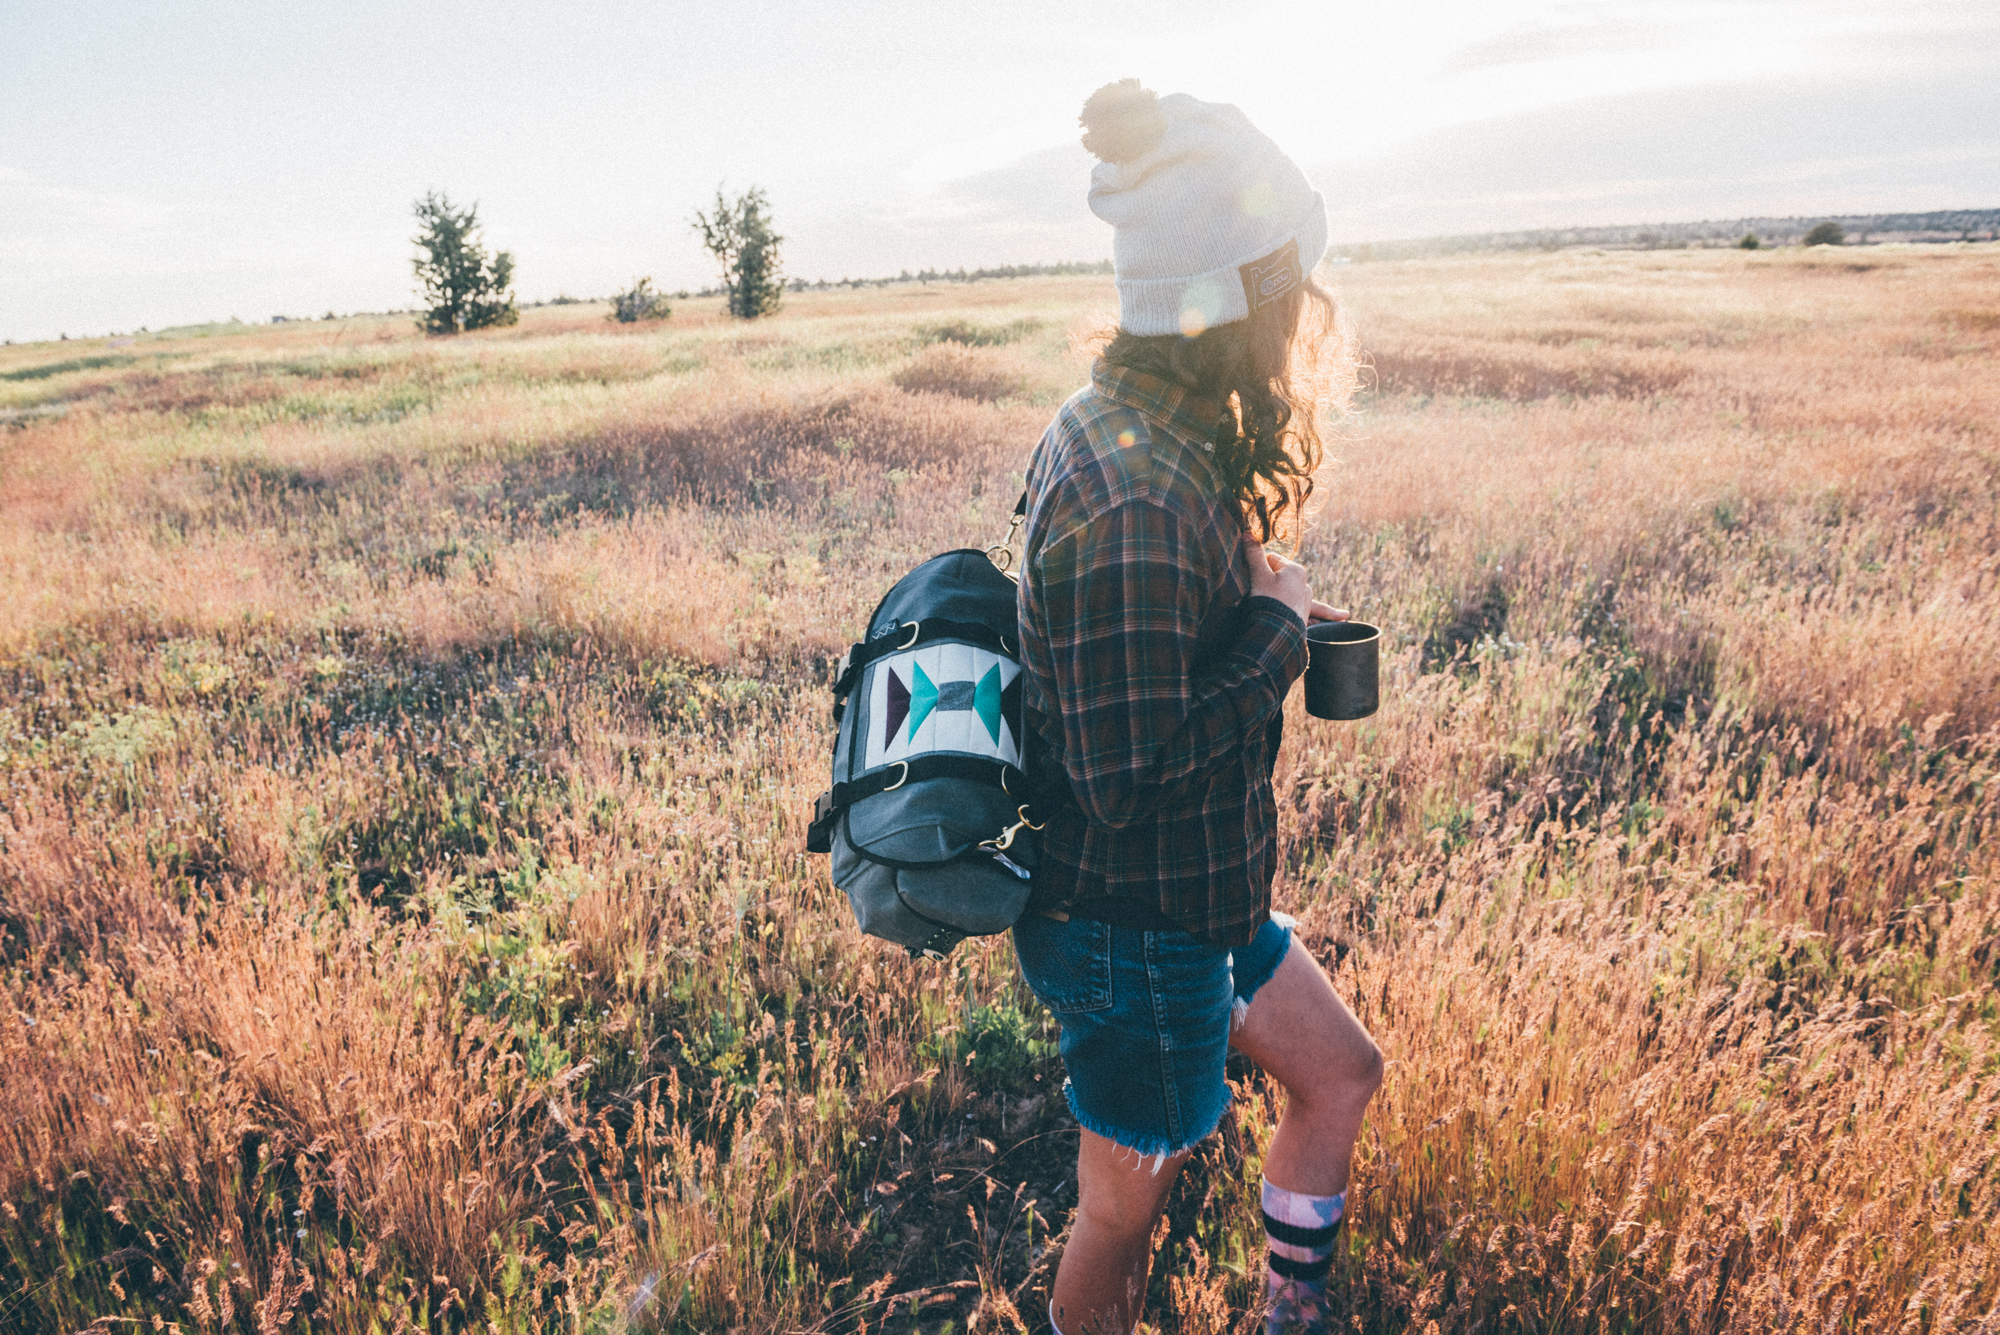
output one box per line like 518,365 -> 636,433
1,247 -> 1997,1334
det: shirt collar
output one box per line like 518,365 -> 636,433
1090,360 -> 1224,456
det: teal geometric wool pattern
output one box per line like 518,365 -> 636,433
863,644 -> 1022,771
972,664 -> 1002,742
907,662 -> 939,739
883,662 -> 1004,745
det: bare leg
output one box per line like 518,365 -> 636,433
1049,1130 -> 1191,1335
1050,943 -> 1378,1334
1230,941 -> 1383,1196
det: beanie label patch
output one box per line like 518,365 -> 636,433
1238,239 -> 1302,313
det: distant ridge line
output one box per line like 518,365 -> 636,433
1334,208 -> 2000,260
688,258 -> 1114,299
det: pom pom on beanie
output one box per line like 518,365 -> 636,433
1079,79 -> 1167,165
1080,83 -> 1327,337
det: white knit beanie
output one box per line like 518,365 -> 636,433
1081,80 -> 1327,337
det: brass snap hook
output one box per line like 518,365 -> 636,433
987,511 -> 1026,574
981,804 -> 1045,852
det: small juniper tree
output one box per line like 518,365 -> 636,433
411,192 -> 518,335
1803,221 -> 1846,247
608,278 -> 672,323
1738,232 -> 1761,250
692,185 -> 785,319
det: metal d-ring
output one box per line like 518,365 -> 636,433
882,761 -> 910,792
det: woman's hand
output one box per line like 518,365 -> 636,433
1307,598 -> 1350,624
1246,540 -> 1349,626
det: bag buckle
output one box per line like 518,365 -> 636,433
980,804 -> 1045,853
805,790 -> 839,854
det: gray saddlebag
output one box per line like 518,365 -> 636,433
806,548 -> 1038,957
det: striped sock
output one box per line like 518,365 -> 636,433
1262,1178 -> 1344,1335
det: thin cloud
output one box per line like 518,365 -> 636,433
1313,63 -> 2000,242
933,144 -> 1095,227
798,144 -> 1104,280
1446,15 -> 1692,72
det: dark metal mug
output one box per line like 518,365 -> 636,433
1304,620 -> 1380,721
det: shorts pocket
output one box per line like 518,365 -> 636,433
1012,914 -> 1113,1015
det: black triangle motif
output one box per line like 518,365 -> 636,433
884,666 -> 910,745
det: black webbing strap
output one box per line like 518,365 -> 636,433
830,618 -> 1015,703
831,755 -> 1023,809
805,755 -> 1026,854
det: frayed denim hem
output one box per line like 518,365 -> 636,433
1230,912 -> 1296,1031
1059,1076 -> 1230,1170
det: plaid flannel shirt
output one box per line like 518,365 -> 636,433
1018,362 -> 1308,947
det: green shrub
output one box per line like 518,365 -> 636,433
411,192 -> 519,334
953,1000 -> 1056,1089
1738,232 -> 1761,250
919,317 -> 1043,347
607,278 -> 672,323
1804,221 -> 1845,247
693,185 -> 785,319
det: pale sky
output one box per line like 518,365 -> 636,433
3,0 -> 1997,342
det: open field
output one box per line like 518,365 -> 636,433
3,244 -> 1999,1334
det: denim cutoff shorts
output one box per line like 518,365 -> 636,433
1011,910 -> 1294,1159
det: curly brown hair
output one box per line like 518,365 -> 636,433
1098,278 -> 1353,546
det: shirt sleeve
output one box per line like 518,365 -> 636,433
1033,500 -> 1308,830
